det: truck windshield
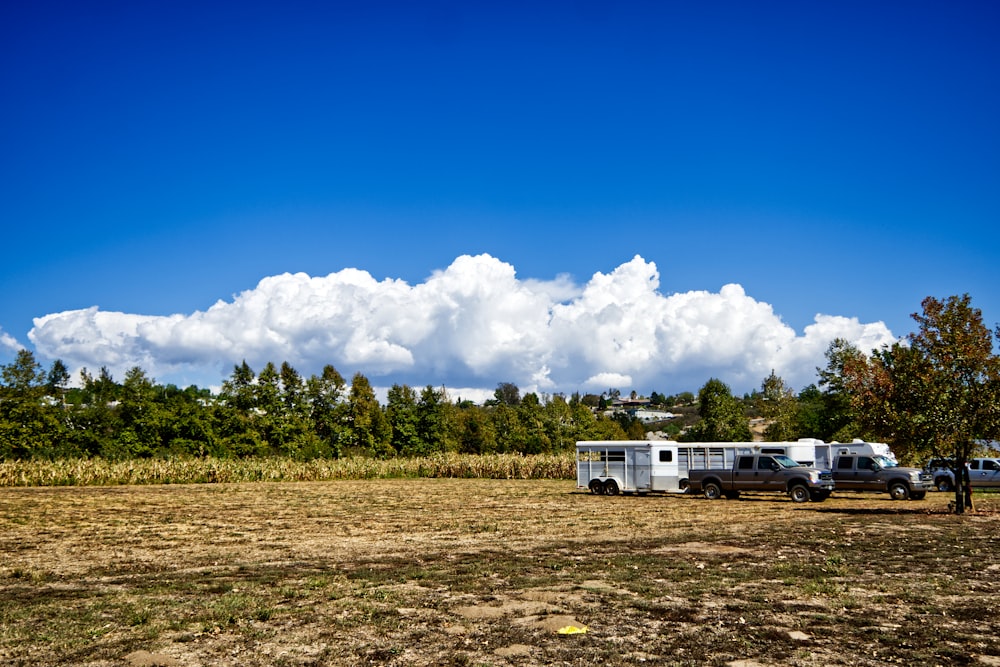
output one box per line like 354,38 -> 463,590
773,455 -> 801,468
873,455 -> 898,469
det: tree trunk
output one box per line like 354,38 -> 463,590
954,461 -> 966,514
954,461 -> 975,514
964,475 -> 975,512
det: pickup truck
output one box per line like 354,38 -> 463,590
831,454 -> 931,500
687,454 -> 834,503
924,457 -> 1000,492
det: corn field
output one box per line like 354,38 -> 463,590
0,452 -> 577,487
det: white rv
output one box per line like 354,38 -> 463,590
576,438 -> 897,495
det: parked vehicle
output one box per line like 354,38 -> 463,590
925,458 -> 956,491
576,440 -> 688,495
925,458 -> 1000,492
686,453 -> 834,503
830,453 -> 931,500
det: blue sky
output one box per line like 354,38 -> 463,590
1,1 -> 997,400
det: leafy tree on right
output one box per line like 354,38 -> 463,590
839,295 -> 1000,514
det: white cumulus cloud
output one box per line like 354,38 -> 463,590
0,327 -> 22,354
27,254 -> 898,397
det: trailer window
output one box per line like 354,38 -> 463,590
658,450 -> 672,462
600,451 -> 626,462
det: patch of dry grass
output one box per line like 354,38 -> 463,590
1,480 -> 998,666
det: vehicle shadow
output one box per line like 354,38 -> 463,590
813,506 -> 951,515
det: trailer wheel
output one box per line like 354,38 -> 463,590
789,484 -> 810,503
603,479 -> 620,496
588,479 -> 604,495
703,482 -> 723,500
888,482 -> 910,501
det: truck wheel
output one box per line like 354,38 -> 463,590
603,480 -> 620,496
935,477 -> 953,492
789,485 -> 810,503
588,479 -> 604,495
703,482 -> 723,500
888,482 -> 910,500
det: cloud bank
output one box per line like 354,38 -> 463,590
28,254 -> 896,398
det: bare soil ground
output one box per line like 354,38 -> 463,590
1,479 -> 998,666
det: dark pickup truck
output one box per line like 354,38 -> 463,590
831,454 -> 931,500
688,453 -> 835,503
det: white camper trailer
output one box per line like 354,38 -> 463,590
729,438 -> 895,468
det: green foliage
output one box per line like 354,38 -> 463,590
681,378 -> 752,442
347,373 -> 391,457
757,370 -> 798,441
838,295 -> 1000,512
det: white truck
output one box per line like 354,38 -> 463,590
576,438 -> 899,496
926,457 -> 1000,492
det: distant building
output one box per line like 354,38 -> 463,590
634,410 -> 676,423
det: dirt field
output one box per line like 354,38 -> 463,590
1,479 -> 999,666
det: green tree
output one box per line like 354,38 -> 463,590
757,370 -> 798,441
541,393 -> 574,451
305,364 -> 348,458
386,384 -> 421,455
841,295 -> 1000,513
160,384 -> 218,456
347,373 -> 390,457
455,405 -> 496,454
45,359 -> 70,406
816,338 -> 865,441
518,392 -> 550,454
492,382 -> 521,407
113,366 -> 163,458
216,361 -> 267,457
66,366 -> 122,458
681,378 -> 752,442
416,385 -> 450,454
491,402 -> 527,453
793,384 -> 826,439
0,350 -> 63,459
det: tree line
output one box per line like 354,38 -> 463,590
0,356 -> 640,461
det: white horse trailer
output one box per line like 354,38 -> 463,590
576,440 -> 755,495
